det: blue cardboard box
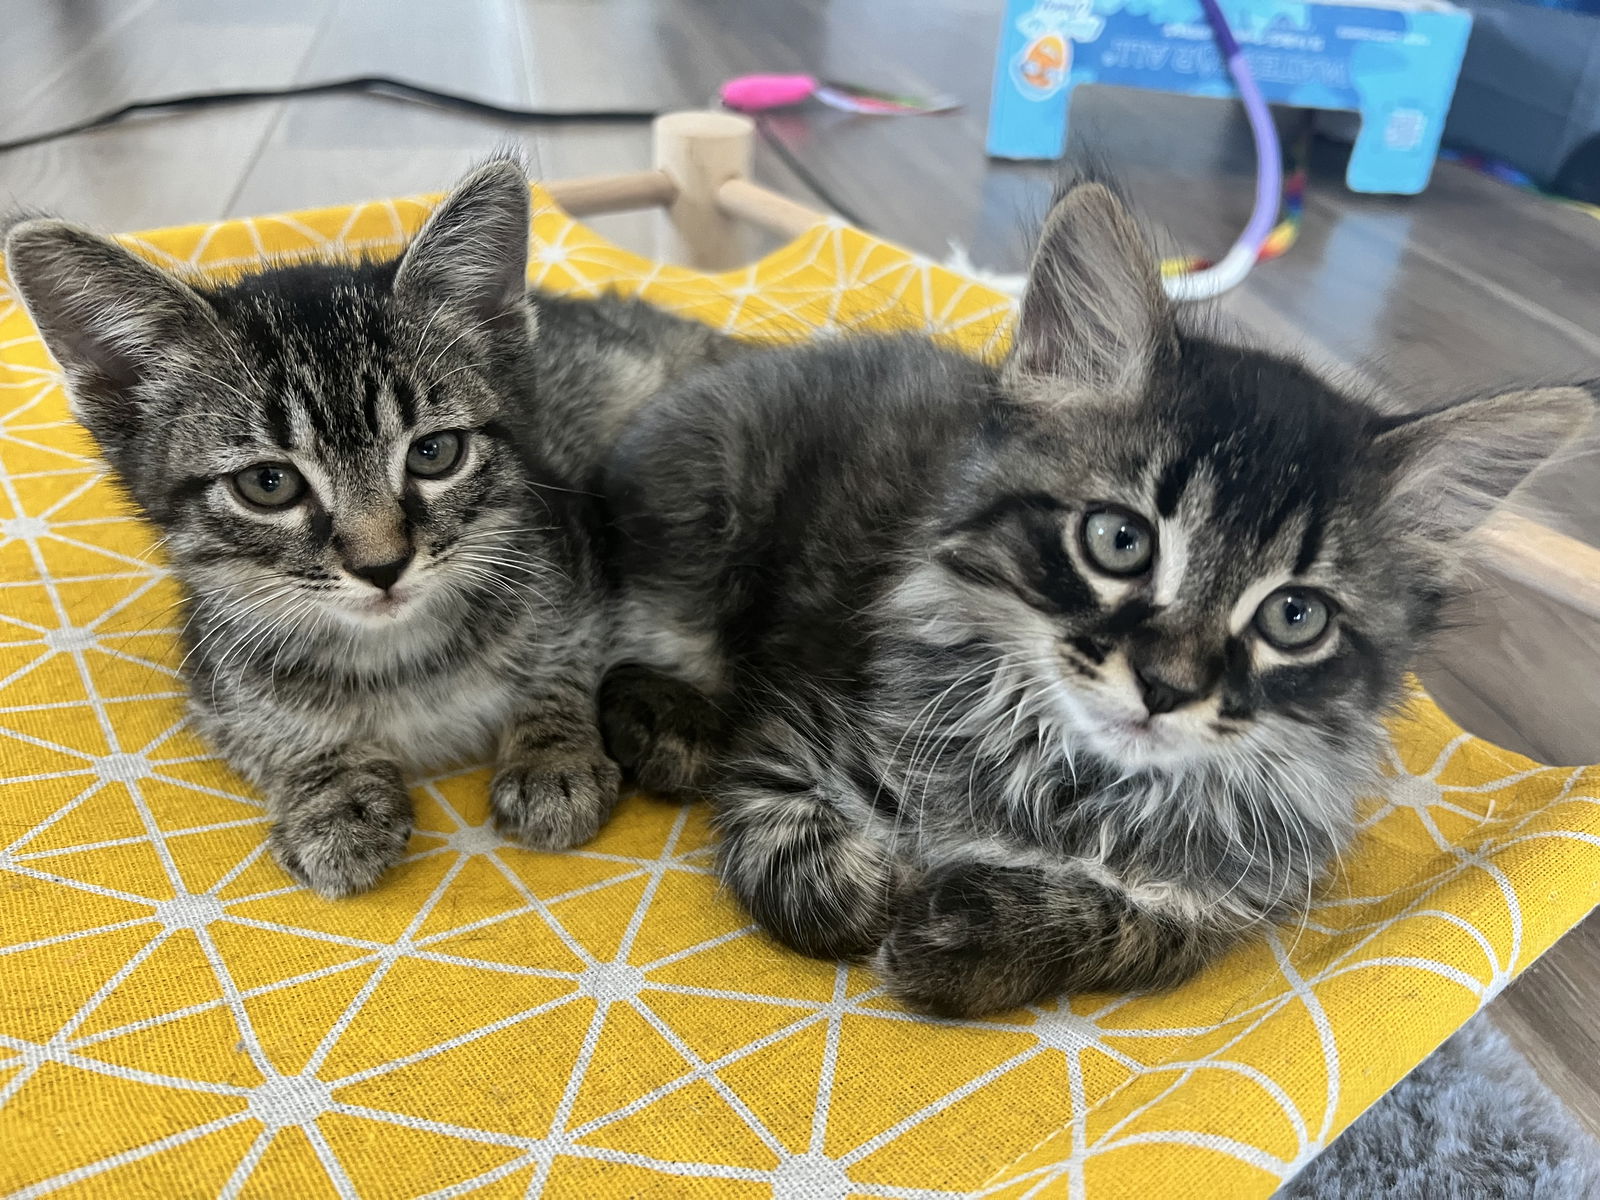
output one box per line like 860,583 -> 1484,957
987,0 -> 1474,194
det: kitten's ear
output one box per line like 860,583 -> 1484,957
394,158 -> 531,329
1374,385 -> 1594,539
1004,181 -> 1176,394
4,219 -> 220,446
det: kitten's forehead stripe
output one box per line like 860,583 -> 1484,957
1255,486 -> 1304,552
1294,509 -> 1326,576
302,389 -> 336,443
393,377 -> 417,427
1154,455 -> 1194,518
1204,449 -> 1302,552
262,391 -> 294,450
361,373 -> 380,433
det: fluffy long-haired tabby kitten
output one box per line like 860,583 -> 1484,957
5,158 -> 732,897
602,180 -> 1593,1017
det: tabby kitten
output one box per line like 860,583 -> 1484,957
602,181 -> 1592,1017
5,158 -> 732,897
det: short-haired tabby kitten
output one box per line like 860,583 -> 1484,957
5,158 -> 733,898
602,181 -> 1593,1017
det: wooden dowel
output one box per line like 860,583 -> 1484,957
1475,513 -> 1600,621
536,166 -> 833,241
717,178 -> 831,240
652,110 -> 757,271
542,169 -> 676,218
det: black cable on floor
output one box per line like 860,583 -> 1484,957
0,74 -> 867,230
0,75 -> 661,154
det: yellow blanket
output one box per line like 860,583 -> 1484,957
1,192 -> 1596,1199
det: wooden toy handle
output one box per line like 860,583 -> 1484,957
1478,513 -> 1600,622
652,110 -> 757,271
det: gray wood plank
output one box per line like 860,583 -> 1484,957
0,0 -> 331,130
224,96 -> 540,217
0,0 -> 334,228
296,0 -> 530,105
1492,913 -> 1600,1143
0,106 -> 288,231
0,0 -> 161,124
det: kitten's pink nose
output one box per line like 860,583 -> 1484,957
348,553 -> 412,593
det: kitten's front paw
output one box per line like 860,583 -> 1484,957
720,816 -> 898,961
269,765 -> 413,899
599,664 -> 723,797
491,743 -> 622,851
878,863 -> 1045,1018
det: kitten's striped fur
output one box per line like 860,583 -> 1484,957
602,182 -> 1593,1017
6,159 -> 733,897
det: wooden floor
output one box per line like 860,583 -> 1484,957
3,0 -> 1598,1137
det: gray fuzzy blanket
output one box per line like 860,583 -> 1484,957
1278,1015 -> 1600,1199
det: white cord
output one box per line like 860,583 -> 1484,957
1161,241 -> 1259,302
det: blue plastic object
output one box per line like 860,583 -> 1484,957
986,0 -> 1475,195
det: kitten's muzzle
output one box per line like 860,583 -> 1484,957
1135,666 -> 1204,716
1128,635 -> 1224,717
347,552 -> 413,593
333,507 -> 413,593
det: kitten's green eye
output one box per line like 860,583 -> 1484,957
1081,507 -> 1155,576
1254,588 -> 1332,651
231,463 -> 306,510
406,431 -> 463,478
